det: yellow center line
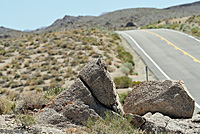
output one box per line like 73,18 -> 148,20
142,30 -> 200,63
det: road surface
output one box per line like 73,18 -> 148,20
117,29 -> 200,113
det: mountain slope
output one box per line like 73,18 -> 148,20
0,26 -> 30,38
36,1 -> 200,33
1,1 -> 200,35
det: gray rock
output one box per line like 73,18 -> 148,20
141,112 -> 200,134
0,116 -> 6,126
37,60 -> 124,128
78,60 -> 123,114
192,114 -> 200,122
125,113 -> 146,128
123,80 -> 194,118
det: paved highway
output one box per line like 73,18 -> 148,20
117,29 -> 200,114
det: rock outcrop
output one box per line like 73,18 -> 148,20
192,113 -> 200,123
37,60 -> 124,127
141,112 -> 200,134
125,113 -> 146,128
123,80 -> 194,118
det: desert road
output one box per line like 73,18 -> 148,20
117,29 -> 200,113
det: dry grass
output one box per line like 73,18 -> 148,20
0,28 -> 138,111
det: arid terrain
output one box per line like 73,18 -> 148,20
0,1 -> 199,133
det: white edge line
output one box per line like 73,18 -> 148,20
162,29 -> 200,43
162,29 -> 200,109
195,102 -> 200,109
118,31 -> 200,110
119,31 -> 170,80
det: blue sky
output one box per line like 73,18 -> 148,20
0,0 -> 199,30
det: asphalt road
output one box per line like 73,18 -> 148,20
117,29 -> 200,113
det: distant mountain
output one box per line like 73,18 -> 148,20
0,26 -> 29,38
35,15 -> 95,33
24,29 -> 32,32
24,26 -> 47,32
36,1 -> 200,33
99,12 -> 109,16
165,1 -> 200,10
1,1 -> 200,35
0,26 -> 16,34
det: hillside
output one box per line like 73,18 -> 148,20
1,1 -> 200,36
36,1 -> 200,33
0,26 -> 30,38
141,15 -> 200,37
0,1 -> 199,132
0,27 -> 141,103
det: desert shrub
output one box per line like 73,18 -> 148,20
117,50 -> 134,65
0,99 -> 4,114
45,87 -> 65,100
191,26 -> 199,34
147,25 -> 153,29
114,76 -> 141,89
186,16 -> 195,23
119,91 -> 131,105
15,114 -> 36,129
35,87 -> 43,93
141,25 -> 148,29
163,24 -> 170,29
83,45 -> 92,50
55,77 -> 62,82
89,49 -> 96,56
25,79 -> 37,86
111,33 -> 121,40
126,59 -> 135,66
114,76 -> 133,88
182,24 -> 191,32
121,66 -> 130,75
21,74 -> 28,80
158,25 -> 164,29
0,96 -> 16,114
195,31 -> 200,37
6,91 -> 19,102
123,62 -> 134,74
179,23 -> 186,30
87,111 -> 143,134
0,49 -> 6,55
14,73 -> 21,79
37,78 -> 44,85
106,59 -> 112,65
116,45 -> 125,52
7,81 -> 20,88
15,91 -> 47,114
0,88 -> 7,94
170,24 -> 179,30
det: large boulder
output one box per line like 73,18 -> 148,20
141,112 -> 200,134
123,80 -> 194,118
37,60 -> 124,128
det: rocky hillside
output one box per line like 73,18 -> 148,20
142,15 -> 200,37
36,1 -> 200,33
0,26 -> 29,38
0,27 -> 140,117
0,28 -> 132,93
1,1 -> 200,36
